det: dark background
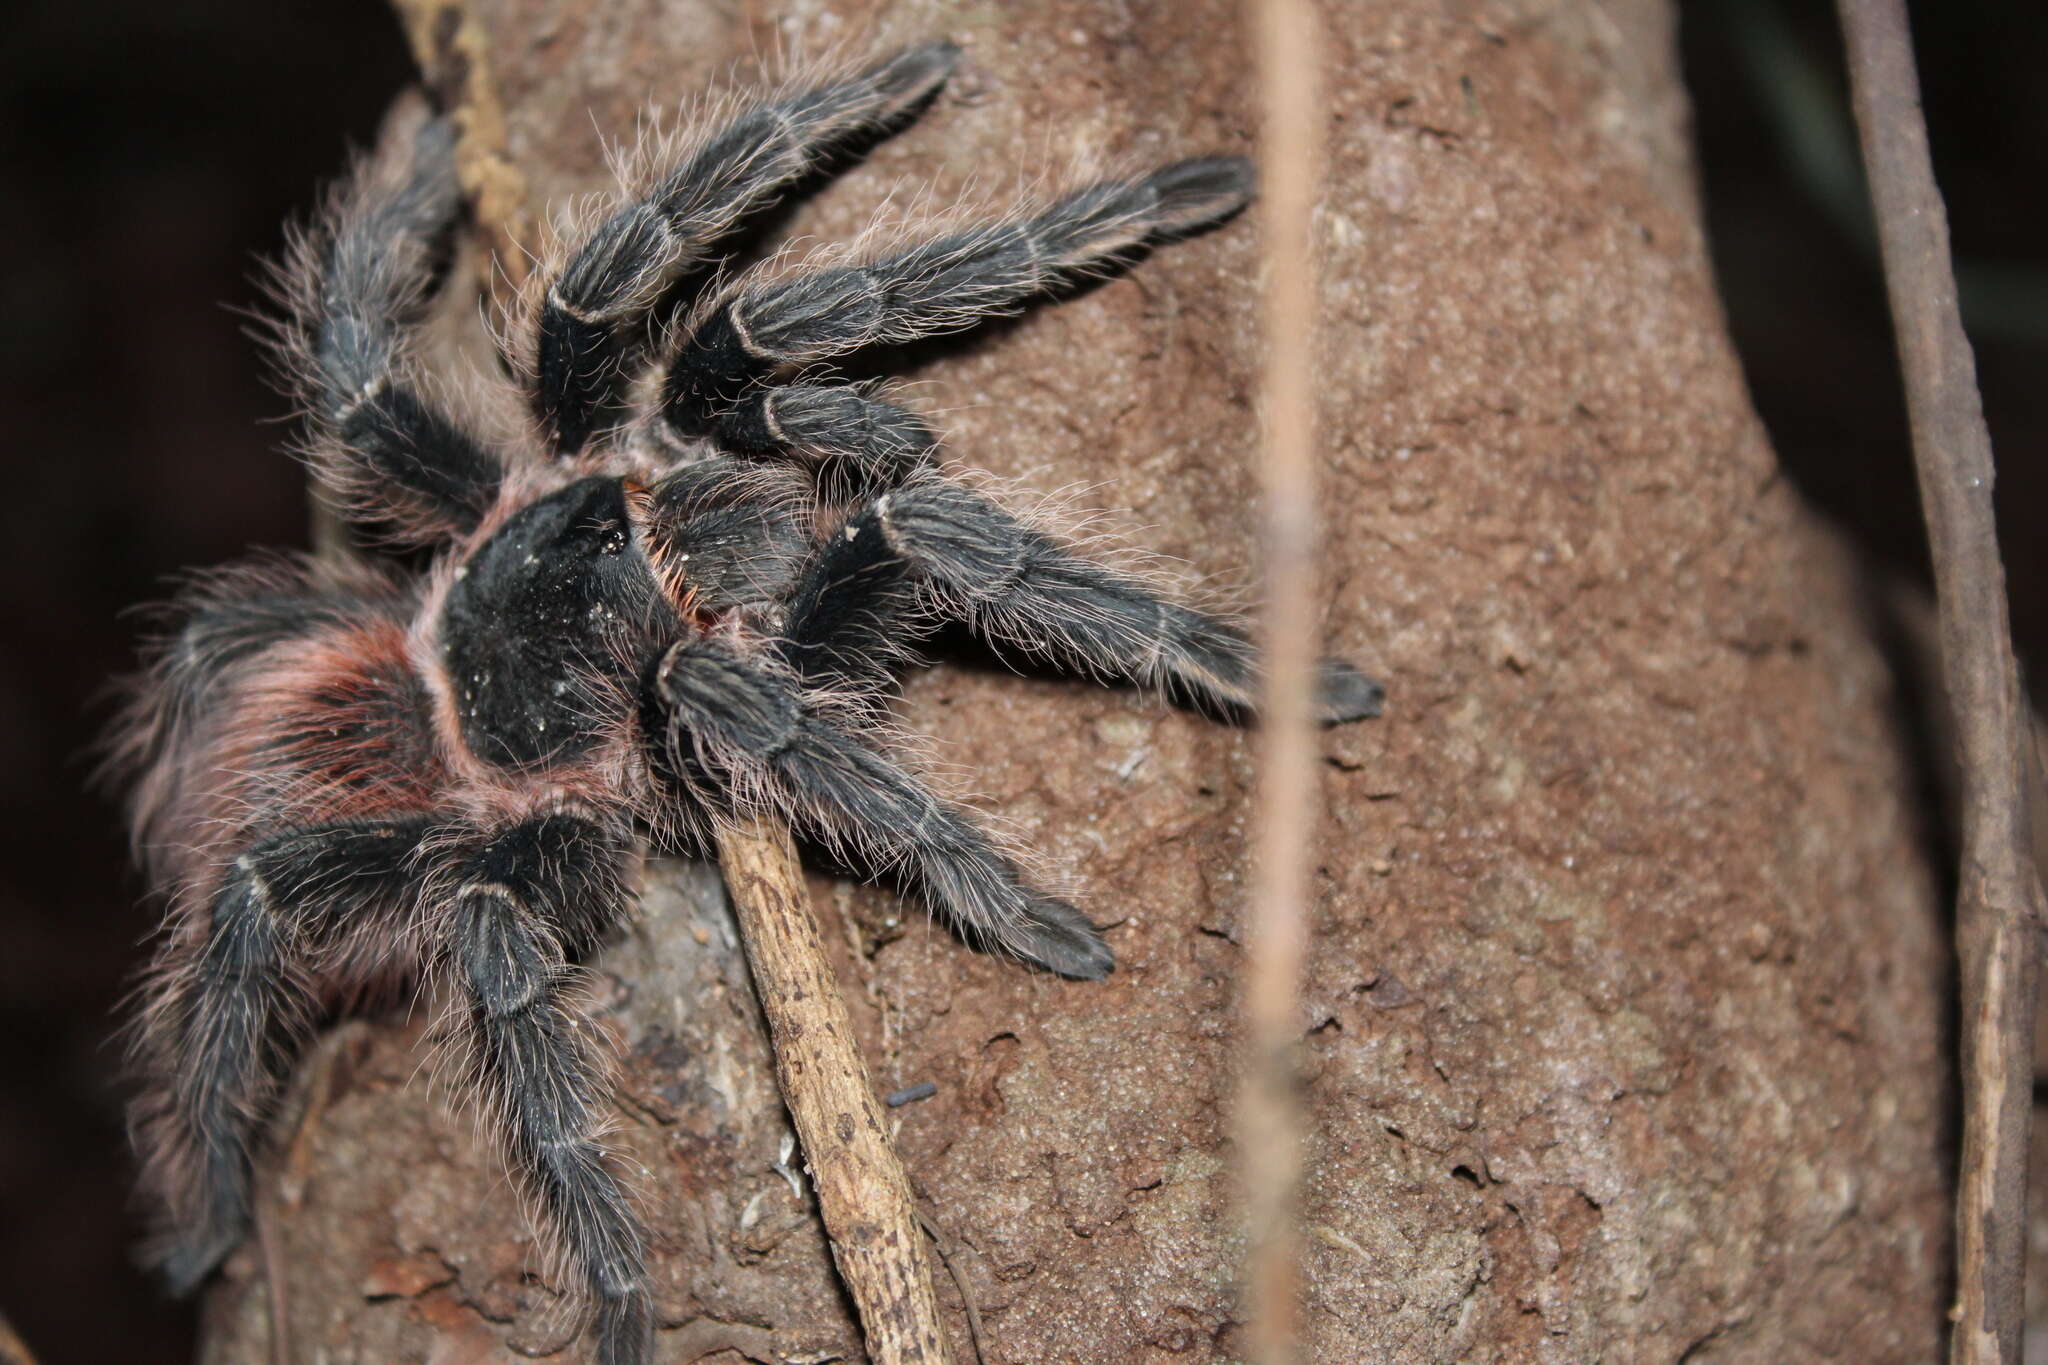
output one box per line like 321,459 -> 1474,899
0,2 -> 2040,1360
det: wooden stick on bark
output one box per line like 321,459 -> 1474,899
1834,3 -> 2046,1362
717,816 -> 952,1365
1241,0 -> 1326,1360
391,0 -> 535,295
382,4 -> 953,1358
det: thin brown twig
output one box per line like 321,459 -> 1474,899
1240,0 -> 1325,1362
278,1019 -> 368,1209
390,0 -> 535,297
252,1196 -> 292,1365
716,815 -> 953,1364
917,1207 -> 988,1365
1834,3 -> 2046,1361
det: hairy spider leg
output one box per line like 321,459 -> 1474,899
659,156 -> 1257,435
715,381 -> 941,503
769,480 -> 925,696
534,42 -> 961,455
872,477 -> 1385,723
118,572 -> 451,1290
720,392 -> 1385,722
445,810 -> 652,1365
135,818 -> 434,1293
275,100 -> 502,543
653,639 -> 1113,979
638,455 -> 814,615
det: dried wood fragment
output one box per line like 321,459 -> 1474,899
1836,3 -> 2047,1361
717,815 -> 953,1365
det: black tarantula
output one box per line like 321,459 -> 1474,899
112,42 -> 1380,1364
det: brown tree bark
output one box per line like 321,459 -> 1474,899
198,2 -> 1952,1361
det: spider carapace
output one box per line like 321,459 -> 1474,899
111,42 -> 1381,1364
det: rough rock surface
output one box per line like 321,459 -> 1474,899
200,2 -> 1951,1361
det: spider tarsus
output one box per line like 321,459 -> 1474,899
157,1223 -> 243,1299
1138,155 -> 1258,237
533,308 -> 616,457
868,39 -> 962,111
593,1287 -> 656,1365
1315,659 -> 1387,724
1012,895 -> 1115,981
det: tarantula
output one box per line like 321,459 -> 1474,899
112,43 -> 1380,1364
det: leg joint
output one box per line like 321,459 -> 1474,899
874,483 -> 1032,604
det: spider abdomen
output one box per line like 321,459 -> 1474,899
440,476 -> 678,770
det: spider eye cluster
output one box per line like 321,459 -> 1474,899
440,476 -> 669,769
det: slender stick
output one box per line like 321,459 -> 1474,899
716,816 -> 953,1365
1240,0 -> 1325,1361
1834,3 -> 2045,1361
391,0 -> 535,294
